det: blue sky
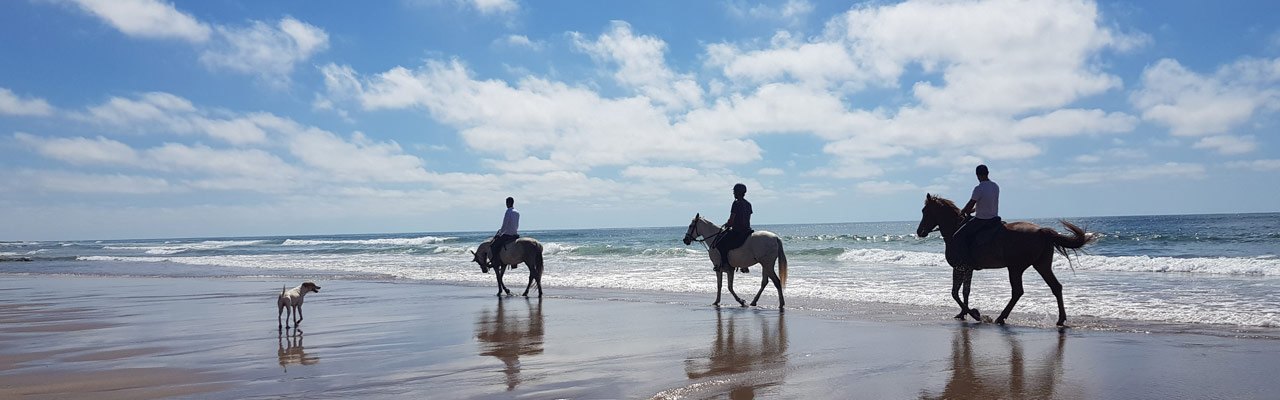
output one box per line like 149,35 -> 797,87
1,0 -> 1278,240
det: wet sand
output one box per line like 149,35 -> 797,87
0,275 -> 1277,399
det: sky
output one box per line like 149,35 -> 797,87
1,0 -> 1278,241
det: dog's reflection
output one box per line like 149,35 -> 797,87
475,297 -> 544,391
684,310 -> 788,399
277,330 -> 319,372
921,327 -> 1072,399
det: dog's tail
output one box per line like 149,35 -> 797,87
282,285 -> 286,295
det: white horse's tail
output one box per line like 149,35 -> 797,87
776,236 -> 787,287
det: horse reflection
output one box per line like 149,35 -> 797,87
921,328 -> 1072,399
277,330 -> 319,372
475,297 -> 544,391
684,311 -> 788,399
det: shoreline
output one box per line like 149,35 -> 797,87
2,275 -> 1279,399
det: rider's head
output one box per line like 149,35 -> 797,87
506,197 -> 514,208
975,164 -> 989,180
733,183 -> 747,198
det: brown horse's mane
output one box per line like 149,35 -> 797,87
926,194 -> 961,216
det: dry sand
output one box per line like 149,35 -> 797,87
0,275 -> 1277,399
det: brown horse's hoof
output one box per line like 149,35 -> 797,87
968,308 -> 982,321
954,312 -> 967,320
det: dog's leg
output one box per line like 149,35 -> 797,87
295,304 -> 303,327
278,303 -> 285,330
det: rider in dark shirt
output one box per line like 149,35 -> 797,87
718,183 -> 753,273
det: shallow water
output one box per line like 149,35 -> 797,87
3,213 -> 1278,331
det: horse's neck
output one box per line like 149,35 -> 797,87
697,219 -> 724,239
939,215 -> 962,238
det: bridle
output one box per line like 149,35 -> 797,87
684,217 -> 726,250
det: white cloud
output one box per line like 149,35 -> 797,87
61,0 -> 211,42
1132,57 -> 1280,136
73,92 -> 269,145
285,128 -> 432,183
571,21 -> 704,110
1193,135 -> 1256,155
1052,162 -> 1206,185
1075,154 -> 1102,163
1074,148 -> 1148,164
0,88 -> 55,116
1226,159 -> 1280,172
726,0 -> 814,26
200,17 -> 330,86
496,34 -> 543,50
468,0 -> 518,15
700,0 -> 1139,178
19,170 -> 179,194
758,167 -> 784,176
332,59 -> 757,169
14,132 -> 139,166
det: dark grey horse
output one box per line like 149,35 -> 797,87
471,237 -> 545,297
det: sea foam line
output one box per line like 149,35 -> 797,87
834,249 -> 1280,276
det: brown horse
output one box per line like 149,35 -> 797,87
916,194 -> 1094,326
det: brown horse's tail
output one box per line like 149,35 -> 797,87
1044,220 -> 1095,259
776,236 -> 787,288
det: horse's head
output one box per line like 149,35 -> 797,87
918,193 -> 961,238
470,248 -> 490,273
917,194 -> 937,237
683,213 -> 701,245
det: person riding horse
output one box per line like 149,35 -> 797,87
954,164 -> 1001,271
717,183 -> 754,273
491,197 -> 520,268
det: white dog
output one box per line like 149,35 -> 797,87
278,281 -> 321,330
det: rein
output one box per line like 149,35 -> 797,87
687,219 -> 727,250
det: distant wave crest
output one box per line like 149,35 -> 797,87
281,236 -> 457,246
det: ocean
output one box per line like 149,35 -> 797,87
3,213 -> 1278,333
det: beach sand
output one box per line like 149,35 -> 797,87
1,275 -> 1277,399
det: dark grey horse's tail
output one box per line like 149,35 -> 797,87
776,236 -> 787,287
534,242 -> 544,278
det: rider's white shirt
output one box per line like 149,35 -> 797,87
497,208 -> 520,235
971,180 -> 1000,220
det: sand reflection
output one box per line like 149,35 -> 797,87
475,297 -> 544,391
683,310 -> 788,399
922,327 -> 1072,399
277,330 -> 318,372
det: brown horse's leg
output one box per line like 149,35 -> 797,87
962,270 -> 980,320
951,268 -> 968,319
996,266 -> 1027,325
1034,263 -> 1067,326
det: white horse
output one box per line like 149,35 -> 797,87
471,237 -> 545,297
683,214 -> 788,307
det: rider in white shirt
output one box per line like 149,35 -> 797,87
491,197 -> 520,267
955,164 -> 1000,270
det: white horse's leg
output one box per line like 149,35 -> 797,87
521,262 -> 535,297
714,268 -> 724,306
751,259 -> 779,307
725,268 -> 746,306
496,265 -> 512,296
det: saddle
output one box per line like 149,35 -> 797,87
948,217 -> 1005,270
